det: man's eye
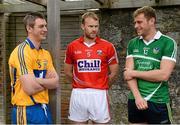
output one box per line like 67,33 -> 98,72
39,25 -> 46,28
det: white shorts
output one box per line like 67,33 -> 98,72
68,88 -> 111,123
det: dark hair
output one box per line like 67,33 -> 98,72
133,6 -> 156,22
81,12 -> 99,24
23,12 -> 45,31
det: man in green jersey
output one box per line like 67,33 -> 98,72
124,6 -> 177,124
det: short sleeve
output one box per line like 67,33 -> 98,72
107,44 -> 118,65
64,44 -> 73,64
162,39 -> 177,62
17,45 -> 33,75
126,40 -> 133,58
46,52 -> 55,71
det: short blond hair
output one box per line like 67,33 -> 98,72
81,12 -> 99,24
133,6 -> 156,22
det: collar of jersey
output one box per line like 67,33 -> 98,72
140,31 -> 162,45
78,36 -> 101,43
139,31 -> 162,40
25,38 -> 42,49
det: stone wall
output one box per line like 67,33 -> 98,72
0,13 -> 6,123
100,6 -> 180,124
0,13 -> 4,123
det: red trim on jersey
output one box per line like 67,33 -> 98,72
65,36 -> 118,89
106,90 -> 111,120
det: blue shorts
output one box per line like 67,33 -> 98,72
11,104 -> 53,124
128,99 -> 173,124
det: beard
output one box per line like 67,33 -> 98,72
85,32 -> 97,40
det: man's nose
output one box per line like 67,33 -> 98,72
134,23 -> 138,29
43,26 -> 47,31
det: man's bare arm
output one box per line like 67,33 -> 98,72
64,63 -> 73,83
124,57 -> 148,110
108,64 -> 119,88
36,70 -> 59,89
20,74 -> 45,95
124,59 -> 175,82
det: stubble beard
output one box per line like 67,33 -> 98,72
85,33 -> 97,40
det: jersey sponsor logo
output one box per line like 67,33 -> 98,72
77,59 -> 101,72
153,47 -> 160,54
136,60 -> 153,70
33,70 -> 47,78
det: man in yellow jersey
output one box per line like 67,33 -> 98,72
8,12 -> 59,124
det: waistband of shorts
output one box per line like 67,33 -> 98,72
13,103 -> 48,108
72,88 -> 107,94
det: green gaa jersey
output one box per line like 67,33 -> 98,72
127,31 -> 177,103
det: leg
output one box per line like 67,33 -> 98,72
68,89 -> 89,123
147,102 -> 172,124
89,89 -> 111,124
128,99 -> 147,124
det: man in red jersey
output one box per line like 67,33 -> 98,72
64,12 -> 119,124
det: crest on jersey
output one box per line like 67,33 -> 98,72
97,50 -> 102,55
43,60 -> 48,69
153,47 -> 160,54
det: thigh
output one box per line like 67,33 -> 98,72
128,99 -> 147,123
12,106 -> 29,124
11,107 -> 18,124
89,89 -> 110,123
27,104 -> 52,124
12,104 -> 53,124
68,89 -> 89,122
147,102 -> 172,124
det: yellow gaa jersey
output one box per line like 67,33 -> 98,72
9,38 -> 55,106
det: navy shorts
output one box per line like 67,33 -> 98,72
11,104 -> 53,124
128,99 -> 173,124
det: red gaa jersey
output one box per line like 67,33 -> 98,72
65,36 -> 118,89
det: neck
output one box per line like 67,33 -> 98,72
143,28 -> 157,42
28,35 -> 41,49
84,36 -> 96,44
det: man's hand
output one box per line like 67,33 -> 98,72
108,76 -> 114,88
124,68 -> 134,81
135,96 -> 148,110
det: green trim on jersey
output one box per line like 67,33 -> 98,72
127,31 -> 177,103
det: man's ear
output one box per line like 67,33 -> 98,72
26,25 -> 32,32
150,17 -> 155,24
81,24 -> 84,30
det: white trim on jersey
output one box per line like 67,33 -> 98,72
162,56 -> 176,62
126,55 -> 133,58
140,31 -> 162,46
108,56 -> 116,64
132,55 -> 161,62
144,82 -> 162,101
